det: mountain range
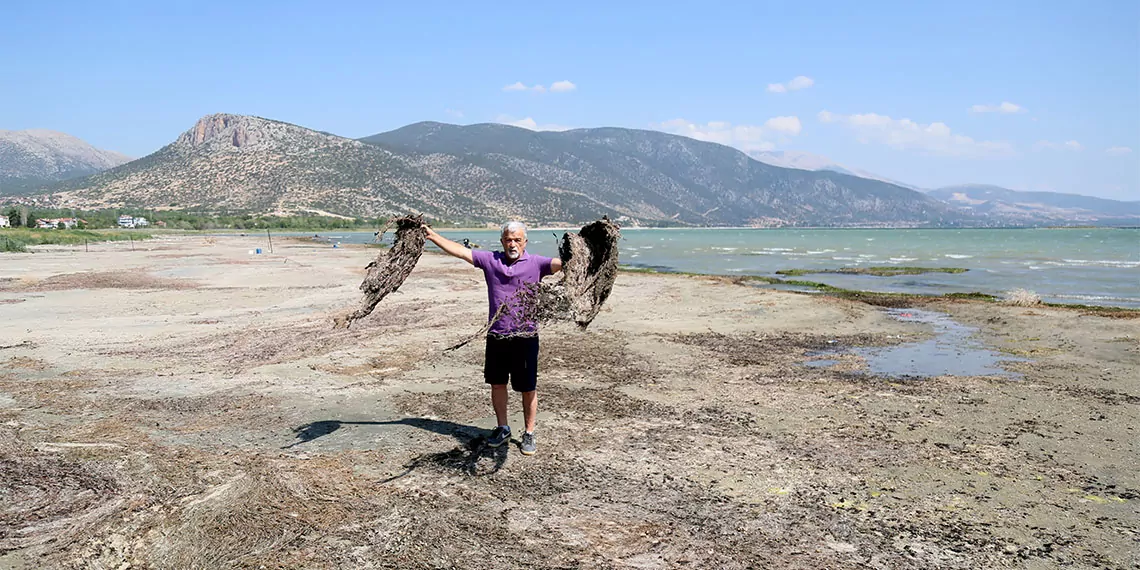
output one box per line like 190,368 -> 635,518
3,114 -> 1136,227
360,121 -> 960,226
746,152 -> 1138,224
927,184 -> 1140,224
0,129 -> 131,194
746,150 -> 917,189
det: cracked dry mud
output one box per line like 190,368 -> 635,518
0,235 -> 1136,569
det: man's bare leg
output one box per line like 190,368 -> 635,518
522,390 -> 537,433
491,384 -> 509,428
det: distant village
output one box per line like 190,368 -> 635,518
0,214 -> 162,230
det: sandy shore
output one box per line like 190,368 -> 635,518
0,235 -> 1137,569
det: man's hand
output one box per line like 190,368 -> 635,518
422,224 -> 474,265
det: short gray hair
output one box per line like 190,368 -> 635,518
501,221 -> 528,237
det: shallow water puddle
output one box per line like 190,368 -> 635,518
811,308 -> 1028,378
803,358 -> 840,368
862,308 -> 1028,377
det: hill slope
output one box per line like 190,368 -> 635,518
747,150 -> 919,189
929,184 -> 1140,224
361,122 -> 963,226
0,129 -> 130,194
46,114 -> 495,220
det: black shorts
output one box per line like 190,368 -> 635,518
484,335 -> 539,392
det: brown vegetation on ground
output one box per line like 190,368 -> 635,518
0,236 -> 1136,569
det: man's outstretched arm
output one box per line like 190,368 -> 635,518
550,257 -> 563,274
423,225 -> 475,265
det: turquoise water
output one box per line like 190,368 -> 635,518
300,228 -> 1140,308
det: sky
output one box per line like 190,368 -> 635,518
3,1 -> 1137,200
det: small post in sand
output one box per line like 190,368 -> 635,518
267,229 -> 274,253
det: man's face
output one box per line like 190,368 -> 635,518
501,229 -> 527,260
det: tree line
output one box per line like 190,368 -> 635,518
2,207 -> 388,231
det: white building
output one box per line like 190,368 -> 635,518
0,216 -> 10,228
35,218 -> 81,229
118,215 -> 135,228
133,217 -> 149,227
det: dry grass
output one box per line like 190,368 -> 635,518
1,376 -> 93,401
0,429 -> 386,568
2,356 -> 50,370
1002,288 -> 1042,306
674,331 -> 900,368
313,347 -> 428,379
112,391 -> 281,433
12,272 -> 199,292
143,464 -> 358,568
121,301 -> 441,372
0,434 -> 120,551
4,322 -> 1129,569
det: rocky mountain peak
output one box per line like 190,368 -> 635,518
173,113 -> 353,154
177,114 -> 261,149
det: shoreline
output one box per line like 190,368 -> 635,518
308,227 -> 1140,310
7,234 -> 1137,312
398,244 -> 1139,312
615,262 -> 1140,314
271,225 -> 1140,232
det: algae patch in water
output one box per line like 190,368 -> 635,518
776,266 -> 968,277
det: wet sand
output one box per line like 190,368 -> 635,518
0,235 -> 1137,569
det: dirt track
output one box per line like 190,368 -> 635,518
1,235 -> 1137,569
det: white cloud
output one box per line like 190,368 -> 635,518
502,82 -> 546,93
767,75 -> 814,93
550,80 -> 577,92
969,101 -> 1027,114
1106,146 -> 1133,156
788,76 -> 814,90
652,116 -> 803,152
502,80 -> 574,93
1033,140 -> 1083,152
496,115 -> 573,132
818,110 -> 1015,157
763,116 -> 802,135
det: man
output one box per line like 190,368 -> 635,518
423,221 -> 562,455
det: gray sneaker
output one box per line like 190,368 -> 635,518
520,432 -> 537,456
487,426 -> 511,448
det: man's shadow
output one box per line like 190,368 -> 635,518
283,418 -> 509,479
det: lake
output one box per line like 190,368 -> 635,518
296,227 -> 1140,308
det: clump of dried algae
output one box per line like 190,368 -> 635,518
335,215 -> 427,328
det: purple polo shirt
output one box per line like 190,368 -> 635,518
472,249 -> 555,335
